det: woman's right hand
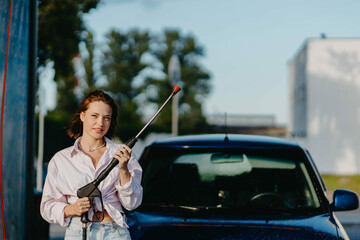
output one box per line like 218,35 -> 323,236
64,197 -> 91,217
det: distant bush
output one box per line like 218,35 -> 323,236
322,175 -> 360,197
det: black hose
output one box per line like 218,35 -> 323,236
82,222 -> 87,240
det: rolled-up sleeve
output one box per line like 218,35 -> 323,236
115,153 -> 143,210
40,160 -> 71,227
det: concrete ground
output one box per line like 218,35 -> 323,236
49,224 -> 66,240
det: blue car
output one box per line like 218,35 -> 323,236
127,134 -> 359,240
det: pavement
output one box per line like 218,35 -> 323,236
49,224 -> 66,240
335,208 -> 360,226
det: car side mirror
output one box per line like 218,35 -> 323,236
331,189 -> 359,212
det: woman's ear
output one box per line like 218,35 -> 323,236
80,112 -> 85,122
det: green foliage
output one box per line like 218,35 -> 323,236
38,0 -> 100,80
55,77 -> 79,115
37,111 -> 74,162
82,31 -> 98,96
38,0 -> 101,117
322,175 -> 360,196
101,29 -> 151,141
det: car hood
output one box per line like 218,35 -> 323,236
127,211 -> 342,240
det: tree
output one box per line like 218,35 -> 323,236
101,29 -> 151,141
82,30 -> 98,96
38,0 -> 100,78
38,0 -> 101,114
145,29 -> 212,134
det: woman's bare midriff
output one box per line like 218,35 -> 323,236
93,210 -> 113,223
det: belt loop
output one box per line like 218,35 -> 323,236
111,221 -> 116,230
121,212 -> 127,225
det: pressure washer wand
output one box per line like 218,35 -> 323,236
126,84 -> 181,148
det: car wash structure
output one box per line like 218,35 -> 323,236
0,0 -> 44,239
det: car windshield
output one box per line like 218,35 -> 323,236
140,147 -> 323,215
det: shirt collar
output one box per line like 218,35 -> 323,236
71,137 -> 81,155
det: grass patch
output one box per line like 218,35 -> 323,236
321,175 -> 360,196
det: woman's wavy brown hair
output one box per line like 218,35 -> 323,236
67,90 -> 118,139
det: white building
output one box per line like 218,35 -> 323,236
288,38 -> 360,174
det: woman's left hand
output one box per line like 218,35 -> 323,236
114,145 -> 132,171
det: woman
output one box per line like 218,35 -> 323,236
40,90 -> 143,239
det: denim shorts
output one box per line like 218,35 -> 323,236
65,217 -> 131,240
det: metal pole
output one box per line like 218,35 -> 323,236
36,88 -> 44,191
172,94 -> 178,136
168,55 -> 181,136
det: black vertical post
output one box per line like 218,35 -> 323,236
25,0 -> 49,239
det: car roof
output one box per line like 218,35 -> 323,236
149,134 -> 302,149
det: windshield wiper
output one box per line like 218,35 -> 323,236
141,203 -> 202,212
178,205 -> 200,212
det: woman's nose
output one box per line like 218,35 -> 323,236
97,117 -> 104,126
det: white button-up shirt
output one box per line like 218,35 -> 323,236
40,137 -> 143,227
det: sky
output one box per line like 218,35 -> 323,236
81,0 -> 360,125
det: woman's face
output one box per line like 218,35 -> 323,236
80,101 -> 113,140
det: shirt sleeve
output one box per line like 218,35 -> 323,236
40,159 -> 71,227
115,153 -> 143,211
